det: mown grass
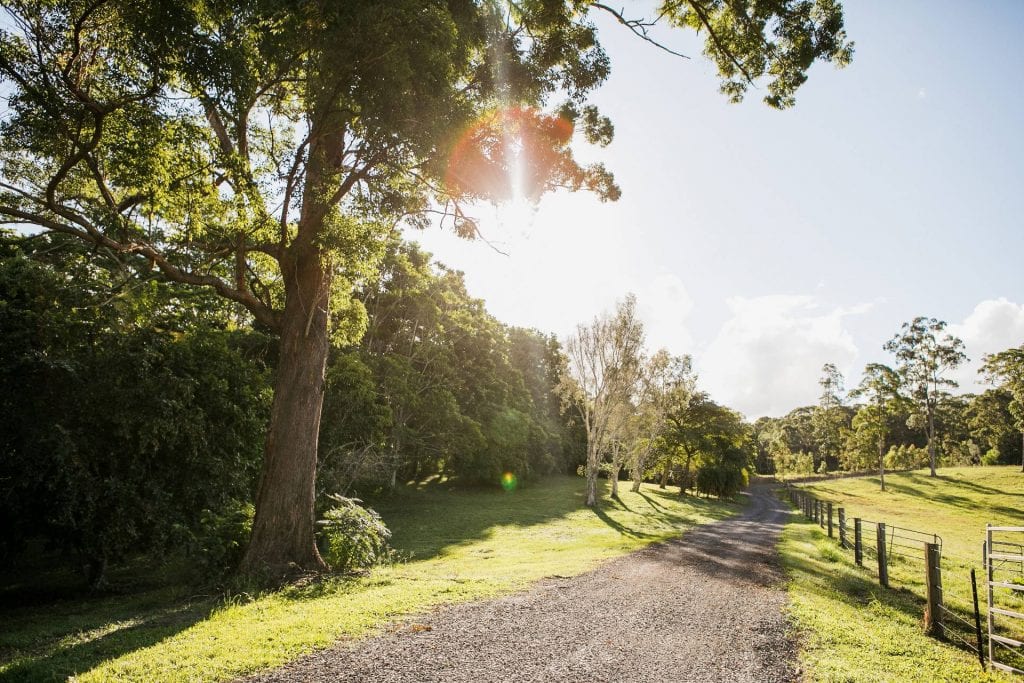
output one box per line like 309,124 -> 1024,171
0,476 -> 739,682
782,466 -> 1024,682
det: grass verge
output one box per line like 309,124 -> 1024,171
781,466 -> 1024,682
1,476 -> 738,682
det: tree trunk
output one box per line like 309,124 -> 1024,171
585,439 -> 600,506
927,407 -> 937,477
878,438 -> 886,492
630,467 -> 642,493
1020,430 -> 1023,473
240,241 -> 331,577
659,462 -> 669,489
610,464 -> 620,498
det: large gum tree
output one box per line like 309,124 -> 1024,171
0,0 -> 852,576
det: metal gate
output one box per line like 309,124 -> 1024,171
985,525 -> 1024,675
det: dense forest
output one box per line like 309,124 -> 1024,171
0,231 -> 755,587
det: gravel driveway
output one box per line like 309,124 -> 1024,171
246,481 -> 797,683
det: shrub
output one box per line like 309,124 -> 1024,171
318,494 -> 392,574
191,502 -> 254,580
694,463 -> 749,499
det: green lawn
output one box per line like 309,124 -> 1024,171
0,476 -> 738,682
782,466 -> 1024,682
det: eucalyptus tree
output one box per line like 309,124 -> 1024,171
884,317 -> 967,477
980,345 -> 1024,471
812,362 -> 847,471
847,363 -> 903,490
0,0 -> 852,574
562,294 -> 646,506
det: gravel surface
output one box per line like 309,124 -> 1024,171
246,481 -> 798,683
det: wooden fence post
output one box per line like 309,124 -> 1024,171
877,523 -> 889,588
838,508 -> 846,548
819,500 -> 825,529
827,502 -> 833,538
855,518 -> 863,566
924,542 -> 943,638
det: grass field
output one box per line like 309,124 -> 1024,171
0,476 -> 739,682
782,466 -> 1024,682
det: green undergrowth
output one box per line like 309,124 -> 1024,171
782,466 -> 1024,681
1,476 -> 739,682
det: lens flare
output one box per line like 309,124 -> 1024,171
444,106 -> 574,206
501,471 -> 518,492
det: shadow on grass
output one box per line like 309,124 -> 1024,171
0,590 -> 212,682
785,518 -> 927,624
879,479 -> 1023,521
369,475 -> 593,562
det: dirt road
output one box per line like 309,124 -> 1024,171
247,481 -> 797,683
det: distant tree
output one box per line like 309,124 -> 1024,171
813,363 -> 848,471
629,351 -> 693,492
980,345 -> 1024,472
846,363 -> 903,490
562,295 -> 645,506
663,393 -> 748,494
966,389 -> 1020,466
884,317 -> 967,476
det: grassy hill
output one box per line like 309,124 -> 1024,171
783,466 -> 1024,682
0,477 -> 738,682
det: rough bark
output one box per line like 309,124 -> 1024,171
240,244 -> 331,576
610,465 -> 620,498
659,462 -> 669,489
239,92 -> 343,576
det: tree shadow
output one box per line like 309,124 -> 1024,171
881,479 -> 1023,521
0,589 -> 211,682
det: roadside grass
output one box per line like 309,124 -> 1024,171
781,517 -> 1007,682
0,476 -> 739,682
782,466 -> 1024,681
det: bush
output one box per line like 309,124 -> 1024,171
190,502 -> 254,580
318,494 -> 392,574
694,463 -> 749,499
884,444 -> 928,470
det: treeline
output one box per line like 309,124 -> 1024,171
754,318 -> 1024,484
0,234 -> 582,585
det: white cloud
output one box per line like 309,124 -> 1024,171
948,298 -> 1024,392
636,273 -> 695,354
697,295 -> 869,419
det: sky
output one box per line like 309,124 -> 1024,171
404,1 -> 1024,419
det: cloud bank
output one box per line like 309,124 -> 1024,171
697,295 -> 869,418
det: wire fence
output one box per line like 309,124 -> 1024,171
784,484 -> 989,672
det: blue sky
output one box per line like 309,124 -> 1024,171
409,0 -> 1024,418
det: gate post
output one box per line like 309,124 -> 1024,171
924,542 -> 943,638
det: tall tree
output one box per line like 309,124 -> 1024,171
629,351 -> 693,492
0,0 -> 852,574
812,362 -> 846,472
980,345 -> 1024,472
847,363 -> 902,491
562,294 -> 645,506
884,317 -> 967,477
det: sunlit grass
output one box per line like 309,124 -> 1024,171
0,476 -> 739,682
782,466 -> 1024,681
